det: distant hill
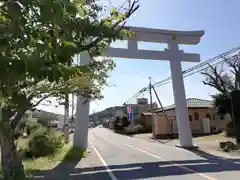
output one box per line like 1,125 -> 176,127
27,109 -> 59,123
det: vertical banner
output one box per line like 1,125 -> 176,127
127,105 -> 131,114
127,105 -> 132,121
131,106 -> 134,120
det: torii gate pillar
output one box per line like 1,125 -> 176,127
168,42 -> 194,148
73,26 -> 204,149
73,51 -> 91,149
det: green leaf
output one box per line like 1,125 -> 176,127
112,7 -> 117,13
62,41 -> 77,48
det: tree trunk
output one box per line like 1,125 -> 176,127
64,93 -> 70,143
230,90 -> 240,146
0,129 -> 25,180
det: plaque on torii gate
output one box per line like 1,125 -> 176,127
74,26 -> 204,149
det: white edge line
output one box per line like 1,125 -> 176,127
125,134 -> 240,165
125,144 -> 217,180
88,139 -> 118,180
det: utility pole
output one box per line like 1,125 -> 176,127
152,86 -> 169,123
151,85 -> 174,133
149,77 -> 156,139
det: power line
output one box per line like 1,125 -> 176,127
122,46 -> 240,105
154,47 -> 240,88
153,46 -> 240,87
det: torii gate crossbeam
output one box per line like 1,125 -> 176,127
73,26 -> 204,149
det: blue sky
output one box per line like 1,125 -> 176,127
38,0 -> 240,115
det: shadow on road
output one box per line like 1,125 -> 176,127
27,148 -> 240,180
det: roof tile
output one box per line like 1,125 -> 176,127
155,98 -> 214,112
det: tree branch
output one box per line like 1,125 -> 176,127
201,64 -> 229,95
31,92 -> 57,108
202,72 -> 227,94
79,0 -> 139,53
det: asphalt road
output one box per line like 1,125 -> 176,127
85,127 -> 240,180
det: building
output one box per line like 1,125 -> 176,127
125,98 -> 158,119
139,98 -> 231,136
90,98 -> 158,125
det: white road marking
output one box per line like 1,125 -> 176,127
126,144 -> 218,180
125,134 -> 240,165
159,162 -> 218,167
89,139 -> 118,180
71,167 -> 142,176
102,129 -> 240,165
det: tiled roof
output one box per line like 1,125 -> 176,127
141,112 -> 153,116
155,98 -> 214,112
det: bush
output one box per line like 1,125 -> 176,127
115,116 -> 120,124
122,116 -> 130,127
49,129 -> 64,149
132,124 -> 145,133
123,124 -> 146,135
27,127 -> 64,157
224,121 -> 236,137
219,141 -> 236,152
26,120 -> 42,135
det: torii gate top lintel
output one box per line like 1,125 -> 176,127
126,26 -> 205,45
107,26 -> 204,62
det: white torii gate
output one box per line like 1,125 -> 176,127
73,26 -> 204,149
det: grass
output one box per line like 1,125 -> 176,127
0,142 -> 88,179
198,133 -> 223,140
197,132 -> 235,141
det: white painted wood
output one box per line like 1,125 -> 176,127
108,48 -> 200,62
169,42 -> 193,147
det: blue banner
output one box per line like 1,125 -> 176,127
128,113 -> 132,121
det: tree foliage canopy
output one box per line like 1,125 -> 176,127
0,0 -> 140,179
0,0 -> 139,127
202,52 -> 240,116
212,93 -> 232,116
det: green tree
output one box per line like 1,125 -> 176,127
202,54 -> 240,145
212,93 -> 232,117
0,0 -> 139,179
122,115 -> 130,126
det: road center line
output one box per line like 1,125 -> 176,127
126,144 -> 217,180
89,140 -> 118,180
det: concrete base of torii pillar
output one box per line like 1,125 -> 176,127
73,96 -> 90,150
